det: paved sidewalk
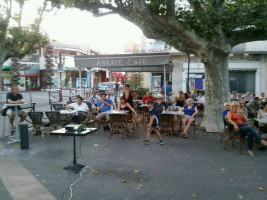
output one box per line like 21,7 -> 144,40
1,127 -> 267,200
0,91 -> 266,200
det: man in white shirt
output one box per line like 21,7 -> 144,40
67,96 -> 89,123
197,92 -> 205,103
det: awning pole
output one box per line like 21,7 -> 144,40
79,68 -> 82,96
164,64 -> 166,102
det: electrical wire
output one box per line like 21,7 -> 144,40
68,165 -> 93,200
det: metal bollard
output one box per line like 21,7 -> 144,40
20,122 -> 29,149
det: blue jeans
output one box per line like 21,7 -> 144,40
232,126 -> 262,150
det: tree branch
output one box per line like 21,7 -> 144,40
232,28 -> 267,46
132,0 -> 207,55
166,0 -> 175,21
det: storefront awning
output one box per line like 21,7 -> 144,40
74,52 -> 171,71
2,58 -> 12,70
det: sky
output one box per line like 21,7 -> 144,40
21,0 -> 144,53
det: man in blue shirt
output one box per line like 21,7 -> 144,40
6,85 -> 27,132
162,81 -> 172,97
96,93 -> 113,131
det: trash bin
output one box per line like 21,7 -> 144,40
20,122 -> 29,149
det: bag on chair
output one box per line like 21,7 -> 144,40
1,105 -> 8,116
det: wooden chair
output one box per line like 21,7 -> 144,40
220,118 -> 229,143
190,114 -> 198,134
108,114 -> 127,139
159,114 -> 175,138
141,106 -> 150,126
125,113 -> 135,134
224,122 -> 245,154
79,111 -> 95,127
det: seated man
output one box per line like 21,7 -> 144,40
6,85 -> 27,133
153,93 -> 169,113
247,97 -> 260,118
67,96 -> 89,123
142,92 -> 155,104
239,100 -> 248,117
89,91 -> 100,111
222,102 -> 231,120
96,93 -> 113,131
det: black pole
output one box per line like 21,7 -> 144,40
187,54 -> 190,93
73,135 -> 77,165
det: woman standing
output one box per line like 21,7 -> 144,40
123,84 -> 133,107
227,101 -> 267,156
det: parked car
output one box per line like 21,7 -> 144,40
97,82 -> 123,92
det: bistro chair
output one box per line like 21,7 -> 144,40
125,113 -> 135,134
220,118 -> 229,143
45,111 -> 66,133
28,112 -> 46,138
108,114 -> 127,139
224,122 -> 245,154
77,111 -> 95,127
52,103 -> 66,111
159,114 -> 175,138
141,106 -> 150,126
190,114 -> 198,134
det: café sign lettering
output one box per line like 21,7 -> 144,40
96,58 -> 147,67
75,54 -> 170,68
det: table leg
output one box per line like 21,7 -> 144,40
64,135 -> 85,173
73,135 -> 77,165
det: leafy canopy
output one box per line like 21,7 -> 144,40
49,0 -> 267,58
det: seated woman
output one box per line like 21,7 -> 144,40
179,98 -> 198,138
227,101 -> 267,156
172,91 -> 185,108
67,96 -> 89,123
257,102 -> 267,132
119,96 -> 138,125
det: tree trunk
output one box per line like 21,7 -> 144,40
201,53 -> 230,133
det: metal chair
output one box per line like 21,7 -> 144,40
52,104 -> 65,111
159,114 -> 175,138
28,112 -> 45,137
45,111 -> 66,132
108,114 -> 127,139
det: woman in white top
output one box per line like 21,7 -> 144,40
67,96 -> 89,123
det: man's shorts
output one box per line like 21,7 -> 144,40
151,125 -> 160,130
6,109 -> 25,116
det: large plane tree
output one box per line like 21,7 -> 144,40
50,0 -> 267,132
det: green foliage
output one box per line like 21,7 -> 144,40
136,87 -> 149,97
125,72 -> 144,91
44,45 -> 55,89
5,25 -> 49,59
